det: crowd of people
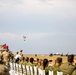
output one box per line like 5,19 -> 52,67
0,49 -> 76,75
0,49 -> 13,75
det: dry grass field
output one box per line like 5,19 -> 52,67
23,54 -> 76,63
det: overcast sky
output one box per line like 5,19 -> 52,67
0,0 -> 76,54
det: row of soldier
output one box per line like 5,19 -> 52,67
0,49 -> 76,75
10,51 -> 76,75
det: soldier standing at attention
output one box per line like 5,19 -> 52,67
60,54 -> 75,75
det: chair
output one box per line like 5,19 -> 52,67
13,63 -> 16,74
9,62 -> 13,71
57,71 -> 63,75
9,63 -> 19,75
9,62 -> 14,75
26,65 -> 30,75
15,63 -> 19,75
49,70 -> 53,75
18,64 -> 23,75
22,65 -> 26,75
30,66 -> 34,75
34,66 -> 37,75
38,68 -> 45,75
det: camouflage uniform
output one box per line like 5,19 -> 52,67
27,62 -> 35,74
47,64 -> 61,75
60,62 -> 75,75
72,69 -> 76,75
19,61 -> 27,66
0,54 -> 10,75
27,62 -> 35,68
8,51 -> 14,63
40,66 -> 50,75
0,64 -> 10,75
2,50 -> 10,66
